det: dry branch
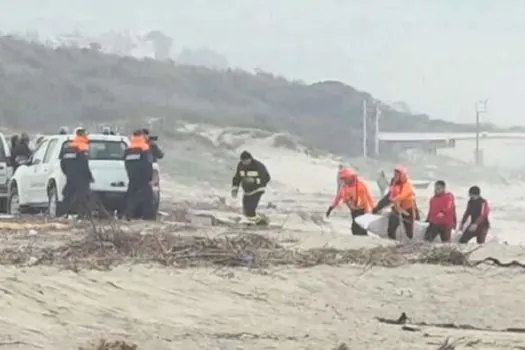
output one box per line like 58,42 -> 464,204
1,224 -> 523,271
376,312 -> 525,334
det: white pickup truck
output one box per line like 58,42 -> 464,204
7,133 -> 160,217
0,133 -> 13,212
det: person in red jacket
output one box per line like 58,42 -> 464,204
424,180 -> 457,243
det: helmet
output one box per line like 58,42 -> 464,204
58,126 -> 69,135
338,168 -> 355,180
74,127 -> 86,136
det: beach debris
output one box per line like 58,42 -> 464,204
0,226 -> 513,271
79,338 -> 138,350
376,312 -> 525,335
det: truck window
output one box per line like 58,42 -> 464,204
60,141 -> 127,160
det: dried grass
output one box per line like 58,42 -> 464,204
78,338 -> 138,350
0,226 -> 479,271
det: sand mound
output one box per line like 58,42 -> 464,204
0,224 -> 485,271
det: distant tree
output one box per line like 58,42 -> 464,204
89,42 -> 102,52
176,47 -> 229,69
144,30 -> 173,60
0,35 -> 498,155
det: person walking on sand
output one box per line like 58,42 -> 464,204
231,151 -> 271,225
459,186 -> 490,244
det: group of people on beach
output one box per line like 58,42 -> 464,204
327,165 -> 491,243
229,151 -> 490,244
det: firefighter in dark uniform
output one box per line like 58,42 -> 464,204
231,151 -> 271,225
123,129 -> 155,220
58,127 -> 94,217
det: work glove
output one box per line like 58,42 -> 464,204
371,206 -> 380,214
231,188 -> 238,199
325,206 -> 334,218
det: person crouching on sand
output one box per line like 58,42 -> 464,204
372,166 -> 419,240
326,168 -> 375,236
459,186 -> 490,244
424,180 -> 457,243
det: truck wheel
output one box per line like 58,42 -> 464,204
7,185 -> 29,215
47,186 -> 60,218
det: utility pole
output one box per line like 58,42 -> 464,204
362,99 -> 368,159
474,99 -> 488,165
374,103 -> 381,156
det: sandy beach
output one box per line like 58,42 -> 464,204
0,210 -> 524,350
2,126 -> 525,350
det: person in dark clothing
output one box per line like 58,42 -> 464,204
142,128 -> 164,162
459,186 -> 490,244
58,126 -> 69,135
10,135 -> 19,169
123,130 -> 155,220
12,133 -> 32,166
10,135 -> 18,153
231,151 -> 271,225
58,128 -> 94,218
424,180 -> 457,243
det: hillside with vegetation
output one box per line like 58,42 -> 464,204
0,35 -> 502,155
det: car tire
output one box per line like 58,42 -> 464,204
7,184 -> 29,215
47,185 -> 60,218
0,198 -> 7,213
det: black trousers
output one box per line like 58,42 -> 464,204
125,181 -> 155,220
242,191 -> 263,218
459,225 -> 489,244
351,208 -> 368,236
387,210 -> 415,240
424,223 -> 452,243
59,179 -> 91,217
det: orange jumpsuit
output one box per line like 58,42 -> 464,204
331,176 -> 375,235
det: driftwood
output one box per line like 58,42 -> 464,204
376,312 -> 525,334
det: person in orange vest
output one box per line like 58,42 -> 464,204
123,129 -> 155,220
372,166 -> 419,240
58,127 -> 93,217
326,168 -> 375,235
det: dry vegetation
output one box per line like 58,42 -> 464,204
0,221 -> 513,272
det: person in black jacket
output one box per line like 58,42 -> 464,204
231,151 -> 271,225
58,128 -> 94,218
459,185 -> 490,244
123,129 -> 155,220
12,133 -> 32,170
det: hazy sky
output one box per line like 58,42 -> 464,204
3,0 -> 525,126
